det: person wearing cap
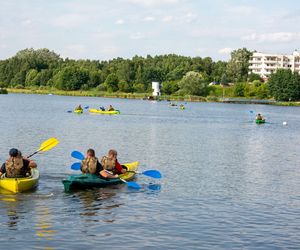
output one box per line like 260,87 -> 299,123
0,148 -> 37,178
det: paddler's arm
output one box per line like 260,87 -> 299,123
0,163 -> 6,177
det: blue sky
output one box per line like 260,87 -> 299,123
0,0 -> 299,61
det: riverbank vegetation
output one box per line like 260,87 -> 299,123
1,48 -> 300,103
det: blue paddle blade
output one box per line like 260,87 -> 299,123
126,181 -> 141,189
249,110 -> 254,113
71,151 -> 84,160
71,162 -> 81,170
142,170 -> 162,179
84,106 -> 89,109
148,184 -> 161,191
67,110 -> 72,113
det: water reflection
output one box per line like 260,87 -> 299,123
147,183 -> 161,191
35,204 -> 57,241
71,188 -> 123,224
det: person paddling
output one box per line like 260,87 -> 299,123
75,105 -> 83,111
100,149 -> 127,176
0,148 -> 37,178
256,113 -> 264,121
107,105 -> 115,111
81,149 -> 117,179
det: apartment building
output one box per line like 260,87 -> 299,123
249,50 -> 300,79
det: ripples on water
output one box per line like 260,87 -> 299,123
0,94 -> 299,249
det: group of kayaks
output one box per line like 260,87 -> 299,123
0,138 -> 151,194
0,161 -> 139,194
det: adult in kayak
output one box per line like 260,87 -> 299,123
75,105 -> 83,111
107,105 -> 115,111
100,149 -> 127,175
0,148 -> 37,178
256,113 -> 264,121
81,148 -> 117,179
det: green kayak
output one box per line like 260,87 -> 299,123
256,119 -> 265,124
62,161 -> 138,192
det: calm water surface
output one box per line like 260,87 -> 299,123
0,93 -> 299,249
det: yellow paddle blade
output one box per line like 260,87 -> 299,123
38,138 -> 59,152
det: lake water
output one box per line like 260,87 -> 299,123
0,93 -> 299,249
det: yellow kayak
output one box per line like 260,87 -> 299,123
74,109 -> 83,114
89,108 -> 120,115
0,168 -> 39,193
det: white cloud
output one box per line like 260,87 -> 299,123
228,5 -> 256,15
196,48 -> 207,54
115,19 -> 125,25
122,0 -> 179,7
143,16 -> 156,22
51,14 -> 87,28
99,46 -> 120,55
241,32 -> 300,43
182,12 -> 197,23
162,16 -> 173,22
129,32 -> 144,40
21,19 -> 32,26
218,48 -> 233,54
66,44 -> 87,54
0,43 -> 8,49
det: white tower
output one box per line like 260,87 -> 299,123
152,82 -> 160,96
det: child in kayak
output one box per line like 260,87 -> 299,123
100,149 -> 127,175
81,149 -> 117,179
0,148 -> 37,178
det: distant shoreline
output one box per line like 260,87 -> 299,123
7,88 -> 300,106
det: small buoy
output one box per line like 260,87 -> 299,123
283,121 -> 287,126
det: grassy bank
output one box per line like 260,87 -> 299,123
7,87 -> 209,102
7,87 -> 300,106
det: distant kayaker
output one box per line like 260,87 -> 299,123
107,105 -> 115,111
81,149 -> 117,179
100,149 -> 127,175
0,148 -> 37,178
256,113 -> 264,121
75,105 -> 83,111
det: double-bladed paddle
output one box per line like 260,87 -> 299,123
27,137 -> 59,158
71,151 -> 84,160
71,150 -> 162,179
67,106 -> 89,113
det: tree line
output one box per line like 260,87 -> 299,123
0,47 -> 299,101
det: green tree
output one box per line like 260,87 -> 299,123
178,71 -> 208,96
161,80 -> 179,95
133,83 -> 145,93
256,84 -> 269,99
105,73 -> 119,92
234,83 -> 246,97
248,73 -> 261,82
25,69 -> 39,86
268,69 -> 300,101
118,80 -> 133,92
53,66 -> 89,90
220,73 -> 228,85
226,48 -> 252,82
